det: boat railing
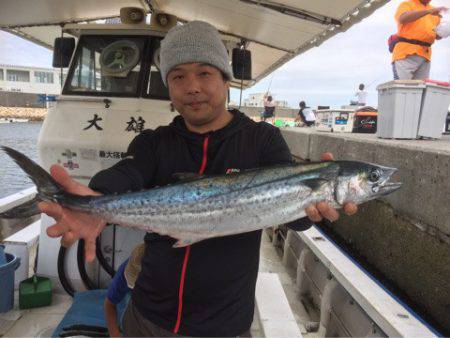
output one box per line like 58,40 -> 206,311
0,187 -> 38,240
268,225 -> 440,337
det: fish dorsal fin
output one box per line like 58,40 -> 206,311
172,172 -> 205,182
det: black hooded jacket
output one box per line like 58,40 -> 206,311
90,110 -> 312,337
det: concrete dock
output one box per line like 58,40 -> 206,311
280,127 -> 450,334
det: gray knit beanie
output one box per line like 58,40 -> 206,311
160,21 -> 233,86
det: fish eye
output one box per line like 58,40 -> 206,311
369,169 -> 381,182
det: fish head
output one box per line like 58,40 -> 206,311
334,161 -> 402,205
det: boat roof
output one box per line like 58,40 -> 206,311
0,0 -> 389,88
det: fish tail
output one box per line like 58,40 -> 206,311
0,196 -> 41,219
1,146 -> 65,218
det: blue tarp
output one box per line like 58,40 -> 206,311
52,289 -> 129,337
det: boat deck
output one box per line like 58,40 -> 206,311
2,230 -> 308,337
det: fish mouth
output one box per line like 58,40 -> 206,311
372,167 -> 402,196
377,181 -> 402,195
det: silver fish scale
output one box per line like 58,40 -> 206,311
88,161 -> 336,216
96,161 -> 332,202
87,173 -> 337,244
1,146 -> 401,247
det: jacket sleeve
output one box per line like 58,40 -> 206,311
259,127 -> 314,232
395,1 -> 412,22
89,130 -> 157,194
259,127 -> 293,167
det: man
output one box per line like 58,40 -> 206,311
262,94 -> 276,123
296,101 -> 316,127
392,0 -> 447,80
39,21 -> 357,337
354,83 -> 367,106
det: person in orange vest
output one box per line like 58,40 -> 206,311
392,0 -> 447,80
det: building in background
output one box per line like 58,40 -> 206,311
0,64 -> 65,107
0,64 -> 63,95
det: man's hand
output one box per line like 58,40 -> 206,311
429,7 -> 447,16
39,165 -> 106,262
305,152 -> 358,223
399,7 -> 447,24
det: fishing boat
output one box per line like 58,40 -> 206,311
0,1 -> 444,337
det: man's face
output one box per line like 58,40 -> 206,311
167,63 -> 230,127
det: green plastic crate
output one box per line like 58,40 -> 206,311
19,275 -> 52,309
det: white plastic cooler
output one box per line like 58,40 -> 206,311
376,80 -> 425,139
377,80 -> 450,139
417,81 -> 450,139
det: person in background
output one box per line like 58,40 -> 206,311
392,0 -> 447,80
354,83 -> 367,106
104,244 -> 145,337
296,101 -> 316,127
262,94 -> 276,123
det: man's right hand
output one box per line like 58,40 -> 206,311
38,164 -> 106,262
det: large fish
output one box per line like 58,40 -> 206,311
0,146 -> 401,247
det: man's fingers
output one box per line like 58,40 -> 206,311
50,165 -> 81,193
344,203 -> 358,216
47,223 -> 70,238
320,152 -> 334,161
84,238 -> 97,263
305,205 -> 323,223
316,201 -> 339,222
61,231 -> 78,247
38,202 -> 63,221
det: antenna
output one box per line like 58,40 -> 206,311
266,73 -> 275,94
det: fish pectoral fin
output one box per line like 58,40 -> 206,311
173,237 -> 202,248
318,162 -> 340,180
301,178 -> 329,190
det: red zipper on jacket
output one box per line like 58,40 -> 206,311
173,135 -> 209,334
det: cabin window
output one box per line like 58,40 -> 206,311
141,38 -> 170,100
7,70 -> 30,82
35,71 -> 54,84
64,35 -> 146,97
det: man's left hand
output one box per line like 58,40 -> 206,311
429,6 -> 447,16
305,152 -> 358,222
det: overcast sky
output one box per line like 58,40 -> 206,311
0,0 -> 449,108
229,0 -> 450,108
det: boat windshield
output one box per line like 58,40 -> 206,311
63,35 -> 169,100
